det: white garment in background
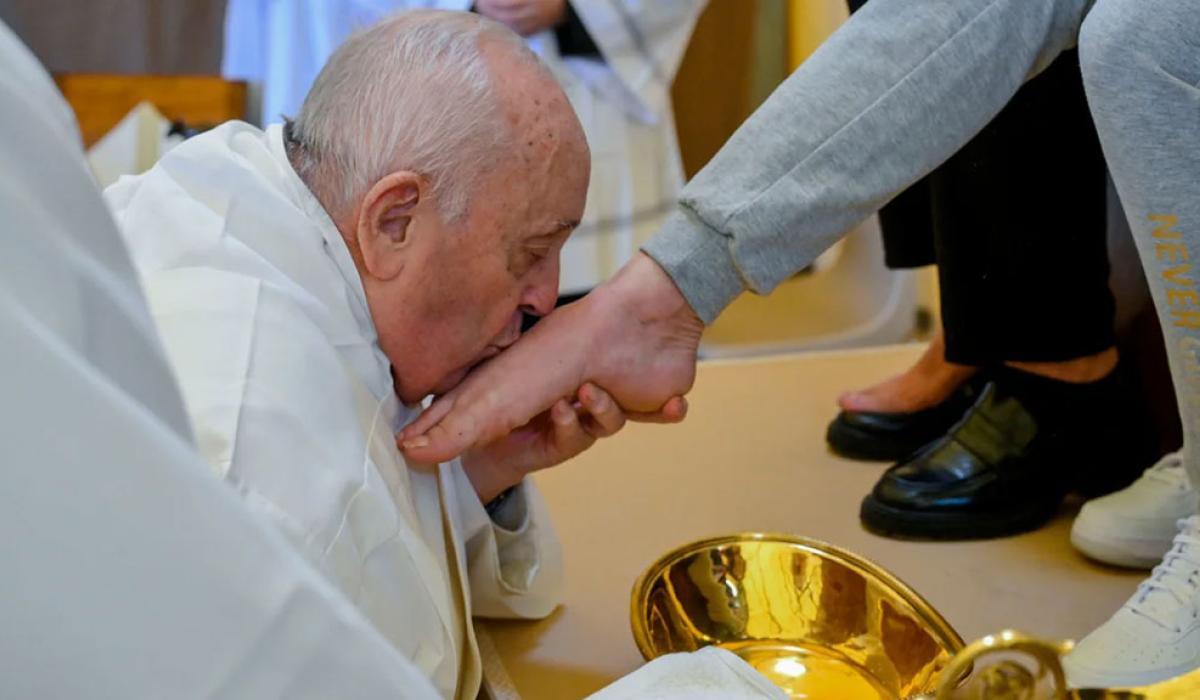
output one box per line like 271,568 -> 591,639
105,121 -> 565,700
222,0 -> 706,292
87,101 -> 184,188
0,17 -> 444,700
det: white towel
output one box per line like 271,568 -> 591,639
587,647 -> 790,700
87,102 -> 182,188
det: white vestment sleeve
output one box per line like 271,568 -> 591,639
0,18 -> 440,699
451,467 -> 566,619
568,0 -> 706,121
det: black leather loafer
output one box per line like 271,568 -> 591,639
860,367 -> 1146,540
826,381 -> 980,461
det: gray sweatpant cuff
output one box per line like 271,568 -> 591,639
641,207 -> 745,324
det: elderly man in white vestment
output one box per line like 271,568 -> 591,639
0,11 -> 776,698
103,10 -> 672,699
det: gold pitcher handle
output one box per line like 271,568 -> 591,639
935,630 -> 1075,700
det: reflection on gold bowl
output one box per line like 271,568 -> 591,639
632,534 -> 1200,699
630,533 -> 965,699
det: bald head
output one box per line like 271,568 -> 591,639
284,9 -> 590,404
483,37 -> 589,190
288,9 -> 583,223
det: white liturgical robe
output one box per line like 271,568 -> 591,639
105,121 -> 565,700
0,18 -> 446,700
222,0 -> 706,292
1,17 -> 784,697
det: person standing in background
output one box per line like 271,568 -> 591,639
222,0 -> 706,300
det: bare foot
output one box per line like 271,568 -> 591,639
838,331 -> 977,413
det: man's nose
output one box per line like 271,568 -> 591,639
518,261 -> 560,320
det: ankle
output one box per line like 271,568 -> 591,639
914,359 -> 978,384
838,363 -> 977,413
1005,347 -> 1118,384
608,253 -> 703,328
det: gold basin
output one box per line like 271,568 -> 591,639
630,533 -> 964,699
632,534 -> 1200,699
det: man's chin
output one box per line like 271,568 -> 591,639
428,367 -> 471,398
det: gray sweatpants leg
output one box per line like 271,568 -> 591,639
649,0 -> 1200,488
647,0 -> 1100,320
1080,0 -> 1200,486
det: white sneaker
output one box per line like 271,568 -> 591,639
1071,451 -> 1197,568
1063,516 -> 1200,688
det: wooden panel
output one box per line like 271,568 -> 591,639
54,74 -> 247,147
671,0 -> 760,178
671,0 -> 852,179
786,0 -> 849,70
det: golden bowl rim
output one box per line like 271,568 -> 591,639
629,532 -> 966,663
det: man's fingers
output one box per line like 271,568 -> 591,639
627,396 -> 689,424
661,396 -> 689,422
577,382 -> 626,437
401,388 -> 687,463
551,398 -> 595,457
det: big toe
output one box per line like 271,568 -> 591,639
839,391 -> 876,412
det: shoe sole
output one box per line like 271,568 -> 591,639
1069,528 -> 1169,569
1062,654 -> 1200,690
860,495 -> 1060,540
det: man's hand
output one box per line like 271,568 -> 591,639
399,253 -> 703,463
475,0 -> 567,37
455,382 -> 662,503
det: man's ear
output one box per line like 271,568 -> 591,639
356,171 -> 423,281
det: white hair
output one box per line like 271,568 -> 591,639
288,10 -> 543,221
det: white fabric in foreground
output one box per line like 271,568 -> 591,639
588,647 -> 789,700
0,17 -> 442,700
